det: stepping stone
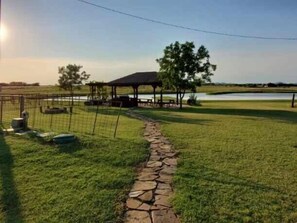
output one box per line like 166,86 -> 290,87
153,134 -> 162,137
147,161 -> 163,168
126,198 -> 142,209
152,209 -> 179,223
142,168 -> 158,175
136,203 -> 151,211
152,140 -> 162,144
138,190 -> 153,202
160,144 -> 172,150
157,183 -> 171,190
150,144 -> 160,149
138,173 -> 158,181
155,189 -> 173,196
129,191 -> 145,198
156,174 -> 172,184
126,210 -> 151,223
161,139 -> 171,144
165,152 -> 177,158
163,158 -> 177,166
149,155 -> 161,161
151,151 -> 159,155
144,164 -> 162,171
159,148 -> 172,154
154,195 -> 171,207
160,166 -> 176,175
131,181 -> 157,191
150,205 -> 169,211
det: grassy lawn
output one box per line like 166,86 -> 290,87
2,85 -> 297,95
137,101 -> 297,223
199,85 -> 297,94
0,114 -> 148,222
0,99 -> 123,138
0,85 -> 89,95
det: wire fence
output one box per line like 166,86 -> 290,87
0,95 -> 122,138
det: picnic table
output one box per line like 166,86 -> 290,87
138,98 -> 153,106
157,99 -> 175,107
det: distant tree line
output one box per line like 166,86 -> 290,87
204,82 -> 297,87
0,82 -> 40,86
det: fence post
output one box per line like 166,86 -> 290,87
50,113 -> 53,130
291,93 -> 295,108
68,107 -> 72,132
0,96 -> 3,124
114,102 -> 122,138
19,95 -> 25,117
32,98 -> 37,129
92,105 -> 99,135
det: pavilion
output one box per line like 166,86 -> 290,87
109,71 -> 162,105
86,71 -> 175,107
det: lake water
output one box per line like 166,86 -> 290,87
133,93 -> 295,101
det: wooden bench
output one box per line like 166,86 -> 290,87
157,99 -> 175,107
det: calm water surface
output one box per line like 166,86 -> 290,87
134,93 -> 295,101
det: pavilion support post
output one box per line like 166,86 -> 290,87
176,90 -> 179,105
96,86 -> 99,99
153,85 -> 156,104
132,86 -> 135,98
111,86 -> 114,99
136,86 -> 139,100
136,86 -> 139,107
114,86 -> 117,99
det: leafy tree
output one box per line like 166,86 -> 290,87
156,41 -> 216,108
58,64 -> 90,94
58,64 -> 90,105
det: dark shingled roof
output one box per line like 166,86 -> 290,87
108,71 -> 161,86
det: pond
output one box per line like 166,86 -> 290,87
133,93 -> 296,101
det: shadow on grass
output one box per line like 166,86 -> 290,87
138,107 -> 297,124
77,105 -> 122,116
0,135 -> 23,222
178,164 -> 281,194
131,108 -> 213,125
56,140 -> 85,154
182,107 -> 297,123
55,137 -> 149,168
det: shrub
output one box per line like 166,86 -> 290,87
187,93 -> 201,106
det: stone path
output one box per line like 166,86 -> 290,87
125,111 -> 180,223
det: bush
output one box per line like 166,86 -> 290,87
187,93 -> 201,106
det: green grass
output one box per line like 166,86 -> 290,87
137,101 -> 297,223
0,99 -> 124,138
2,85 -> 297,96
200,85 -> 297,94
0,85 -> 89,95
0,114 -> 148,222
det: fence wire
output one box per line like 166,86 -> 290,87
0,95 -> 122,138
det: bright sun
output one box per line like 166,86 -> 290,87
0,24 -> 8,41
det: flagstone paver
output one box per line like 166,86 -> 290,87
124,110 -> 180,223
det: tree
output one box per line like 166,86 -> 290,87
58,64 -> 90,93
58,64 -> 90,105
156,41 -> 216,109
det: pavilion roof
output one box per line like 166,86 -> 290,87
108,71 -> 162,87
86,82 -> 107,87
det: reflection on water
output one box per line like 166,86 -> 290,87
133,93 -> 295,101
57,93 -> 295,101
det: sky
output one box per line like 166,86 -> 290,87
0,0 -> 297,84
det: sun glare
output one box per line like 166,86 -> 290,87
0,24 -> 8,42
